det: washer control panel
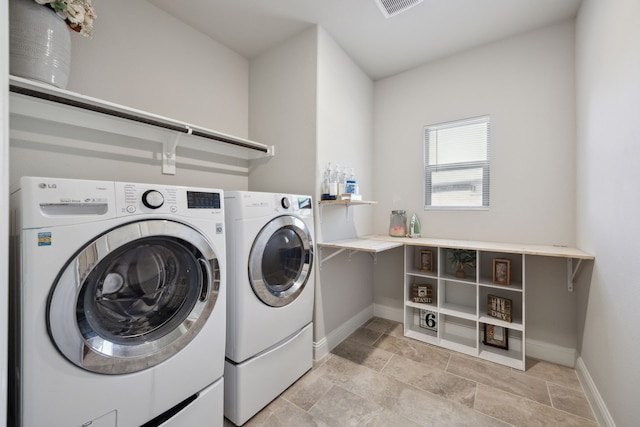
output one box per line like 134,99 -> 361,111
18,177 -> 225,228
115,182 -> 223,219
119,183 -> 177,215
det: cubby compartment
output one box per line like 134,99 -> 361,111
479,323 -> 524,370
406,275 -> 437,302
404,307 -> 438,344
478,251 -> 523,289
405,245 -> 438,277
440,248 -> 477,283
439,315 -> 477,355
479,285 -> 523,330
439,279 -> 476,319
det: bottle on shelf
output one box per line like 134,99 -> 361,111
338,165 -> 346,196
321,163 -> 335,200
329,163 -> 338,199
345,167 -> 361,200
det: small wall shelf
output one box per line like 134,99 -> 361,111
318,199 -> 377,206
318,199 -> 377,220
9,76 -> 274,175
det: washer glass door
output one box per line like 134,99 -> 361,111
48,220 -> 220,374
248,215 -> 313,307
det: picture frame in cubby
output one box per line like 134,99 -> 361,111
492,258 -> 511,286
419,250 -> 433,273
483,323 -> 508,350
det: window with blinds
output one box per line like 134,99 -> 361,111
424,116 -> 490,209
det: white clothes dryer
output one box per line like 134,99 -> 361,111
9,177 -> 227,427
224,191 -> 315,426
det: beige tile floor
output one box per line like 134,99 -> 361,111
227,317 -> 598,426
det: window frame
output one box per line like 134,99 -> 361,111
423,115 -> 491,210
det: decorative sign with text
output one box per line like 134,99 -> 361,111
487,295 -> 512,323
412,284 -> 433,304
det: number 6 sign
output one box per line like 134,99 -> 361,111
419,309 -> 438,332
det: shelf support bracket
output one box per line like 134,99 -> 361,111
162,128 -> 192,175
319,247 -> 378,269
162,132 -> 181,175
319,247 -> 347,270
566,258 -> 583,292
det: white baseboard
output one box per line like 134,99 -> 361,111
526,338 -> 577,368
313,305 -> 374,361
373,303 -> 403,323
576,357 -> 615,427
312,336 -> 329,362
316,305 -> 581,375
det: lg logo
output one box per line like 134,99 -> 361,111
38,183 -> 57,189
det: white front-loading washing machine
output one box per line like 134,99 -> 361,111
9,177 -> 227,427
224,191 -> 315,426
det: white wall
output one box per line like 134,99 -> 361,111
10,0 -> 251,190
576,1 -> 640,425
372,21 -> 581,363
249,26 -> 375,357
70,0 -> 248,137
248,27 -> 317,195
373,21 -> 576,247
314,27 -> 375,352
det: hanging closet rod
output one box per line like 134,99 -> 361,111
9,83 -> 270,154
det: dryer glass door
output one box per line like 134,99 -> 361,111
48,220 -> 220,374
249,215 -> 313,307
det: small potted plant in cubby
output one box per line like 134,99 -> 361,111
449,249 -> 476,278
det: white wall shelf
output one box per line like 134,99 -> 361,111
318,199 -> 377,220
8,76 -> 274,175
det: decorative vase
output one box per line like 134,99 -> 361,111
455,266 -> 466,278
9,0 -> 71,89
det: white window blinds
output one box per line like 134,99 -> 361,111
424,116 -> 490,209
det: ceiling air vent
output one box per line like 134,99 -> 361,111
374,0 -> 424,18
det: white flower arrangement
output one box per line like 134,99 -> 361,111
34,0 -> 96,37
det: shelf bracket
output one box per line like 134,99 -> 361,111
319,247 -> 347,270
370,252 -> 378,264
162,130 -> 187,175
318,247 -> 378,269
566,258 -> 583,292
